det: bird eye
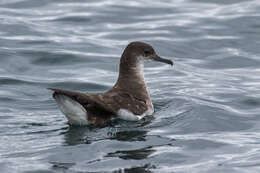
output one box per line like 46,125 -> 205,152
144,50 -> 151,57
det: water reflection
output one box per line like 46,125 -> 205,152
63,126 -> 94,145
108,129 -> 148,141
113,164 -> 155,173
63,124 -> 149,145
106,146 -> 155,160
50,161 -> 76,171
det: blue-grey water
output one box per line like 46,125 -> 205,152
1,0 -> 260,172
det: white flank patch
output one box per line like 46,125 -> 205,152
54,94 -> 88,125
117,109 -> 145,121
117,107 -> 154,121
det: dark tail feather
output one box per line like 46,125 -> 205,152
48,88 -> 92,106
48,88 -> 81,99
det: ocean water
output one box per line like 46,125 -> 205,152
1,0 -> 260,172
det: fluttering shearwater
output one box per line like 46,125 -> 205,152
49,41 -> 173,126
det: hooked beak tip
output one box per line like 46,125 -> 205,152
152,55 -> 174,66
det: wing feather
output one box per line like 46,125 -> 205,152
48,88 -> 117,114
48,88 -> 148,116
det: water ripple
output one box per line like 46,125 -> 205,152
1,0 -> 260,172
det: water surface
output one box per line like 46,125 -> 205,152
1,0 -> 260,172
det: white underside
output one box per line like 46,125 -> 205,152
117,107 -> 154,121
54,94 -> 88,125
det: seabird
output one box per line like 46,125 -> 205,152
49,41 -> 173,126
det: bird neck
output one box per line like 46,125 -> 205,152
114,58 -> 150,100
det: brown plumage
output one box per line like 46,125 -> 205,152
49,41 -> 173,126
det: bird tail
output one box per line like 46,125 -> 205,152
48,88 -> 88,125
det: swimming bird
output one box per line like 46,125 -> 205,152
49,42 -> 173,126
